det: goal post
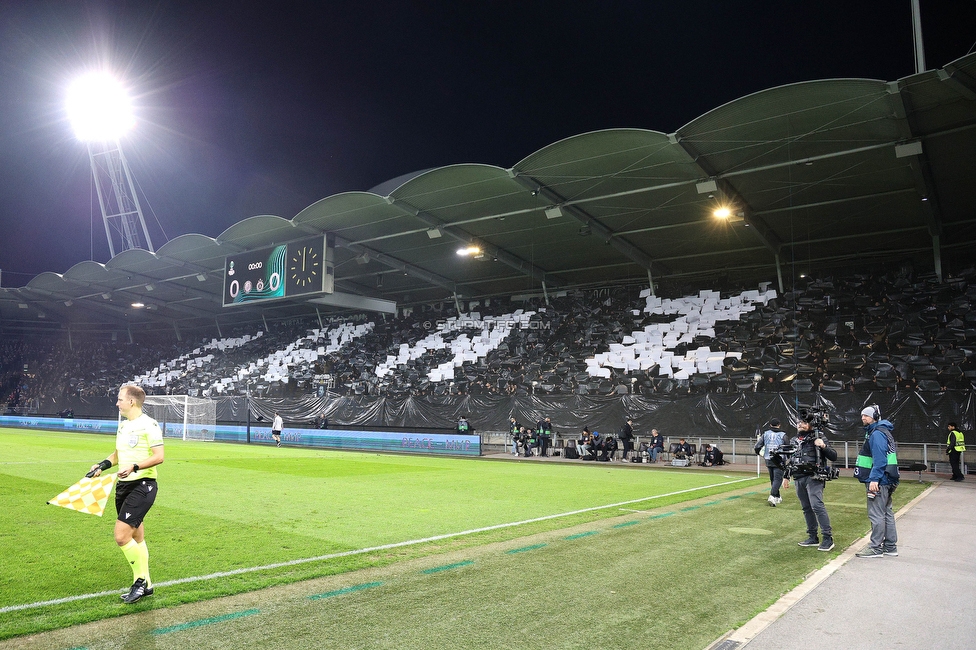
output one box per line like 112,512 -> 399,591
142,395 -> 216,441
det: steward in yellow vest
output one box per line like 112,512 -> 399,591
946,422 -> 966,482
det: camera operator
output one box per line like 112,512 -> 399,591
790,414 -> 838,552
756,419 -> 788,507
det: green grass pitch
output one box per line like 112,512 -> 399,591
0,428 -> 925,647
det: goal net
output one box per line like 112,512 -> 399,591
142,395 -> 216,441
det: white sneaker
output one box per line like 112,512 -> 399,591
767,495 -> 777,507
774,496 -> 783,505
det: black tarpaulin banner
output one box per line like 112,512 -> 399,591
32,390 -> 975,443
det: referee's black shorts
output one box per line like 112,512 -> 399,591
115,478 -> 158,528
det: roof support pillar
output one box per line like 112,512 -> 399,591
215,318 -> 223,338
647,269 -> 655,297
453,292 -> 462,315
315,307 -> 323,329
173,320 -> 182,342
774,253 -> 785,295
542,279 -> 550,306
887,82 -> 944,243
933,234 -> 943,283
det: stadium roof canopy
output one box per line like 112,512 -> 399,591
3,53 -> 975,334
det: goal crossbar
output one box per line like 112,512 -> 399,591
142,395 -> 216,441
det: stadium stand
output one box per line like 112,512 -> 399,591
3,266 -> 974,413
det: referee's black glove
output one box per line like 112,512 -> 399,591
86,459 -> 112,478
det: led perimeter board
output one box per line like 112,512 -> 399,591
223,234 -> 334,306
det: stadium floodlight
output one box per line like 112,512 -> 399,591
713,206 -> 732,219
456,246 -> 481,256
66,73 -> 135,142
66,72 -> 154,258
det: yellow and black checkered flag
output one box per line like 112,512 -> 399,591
48,474 -> 117,517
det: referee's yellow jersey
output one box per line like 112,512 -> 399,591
116,413 -> 163,481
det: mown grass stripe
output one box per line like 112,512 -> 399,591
564,531 -> 600,540
151,608 -> 260,635
422,560 -> 474,574
613,520 -> 640,528
308,582 -> 382,600
506,543 -> 547,554
4,476 -> 758,616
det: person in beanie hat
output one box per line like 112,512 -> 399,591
854,405 -> 900,558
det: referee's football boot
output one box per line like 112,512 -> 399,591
121,578 -> 153,604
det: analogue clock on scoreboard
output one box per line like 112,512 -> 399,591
223,234 -> 334,306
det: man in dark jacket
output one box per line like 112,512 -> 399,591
509,417 -> 521,456
619,419 -> 635,461
700,444 -> 724,466
789,417 -> 838,552
535,416 -> 553,456
648,429 -> 665,462
674,438 -> 693,460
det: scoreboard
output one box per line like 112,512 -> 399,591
223,234 -> 334,307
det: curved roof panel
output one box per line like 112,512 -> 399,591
217,215 -> 295,249
3,53 -> 974,330
516,129 -> 694,203
157,233 -> 221,263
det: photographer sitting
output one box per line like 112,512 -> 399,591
598,434 -> 618,462
673,438 -> 693,460
590,430 -> 605,460
648,429 -> 665,463
789,415 -> 838,552
578,427 -> 594,460
514,426 -> 532,457
700,444 -> 724,466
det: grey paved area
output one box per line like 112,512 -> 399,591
727,478 -> 976,650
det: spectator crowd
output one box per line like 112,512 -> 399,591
3,266 -> 975,414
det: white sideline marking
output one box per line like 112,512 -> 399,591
1,476 -> 756,614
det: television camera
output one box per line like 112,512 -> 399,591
770,406 -> 840,481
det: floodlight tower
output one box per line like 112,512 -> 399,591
67,73 -> 154,258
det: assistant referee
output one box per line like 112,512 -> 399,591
89,384 -> 164,604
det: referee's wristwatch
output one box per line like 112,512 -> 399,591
132,464 -> 140,473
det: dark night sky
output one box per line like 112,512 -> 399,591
0,1 -> 973,285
